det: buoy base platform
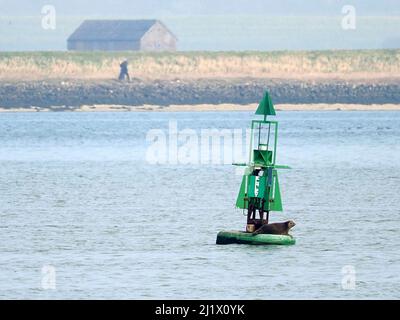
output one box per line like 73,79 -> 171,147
216,230 -> 295,246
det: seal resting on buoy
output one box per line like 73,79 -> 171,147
252,220 -> 296,236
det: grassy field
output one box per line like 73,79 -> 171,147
0,50 -> 399,80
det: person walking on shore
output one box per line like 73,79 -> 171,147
118,60 -> 130,81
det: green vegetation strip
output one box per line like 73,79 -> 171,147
0,50 -> 399,79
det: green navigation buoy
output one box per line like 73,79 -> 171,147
216,91 -> 295,246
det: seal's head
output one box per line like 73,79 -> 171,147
287,220 -> 296,229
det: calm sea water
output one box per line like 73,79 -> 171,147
0,111 -> 399,299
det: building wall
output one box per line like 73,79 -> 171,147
140,21 -> 177,52
68,40 -> 140,51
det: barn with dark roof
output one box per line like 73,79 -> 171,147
67,19 -> 177,51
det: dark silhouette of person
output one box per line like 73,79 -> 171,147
118,60 -> 130,81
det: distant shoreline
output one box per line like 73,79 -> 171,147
1,77 -> 399,109
1,50 -> 400,108
1,103 -> 400,112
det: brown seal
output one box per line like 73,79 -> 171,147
252,220 -> 296,236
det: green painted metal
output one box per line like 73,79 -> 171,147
235,91 -> 287,214
274,165 -> 291,169
268,169 -> 282,211
248,175 -> 267,198
216,231 -> 295,246
217,91 -> 294,246
255,91 -> 276,120
249,120 -> 278,165
253,149 -> 273,166
235,175 -> 248,209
